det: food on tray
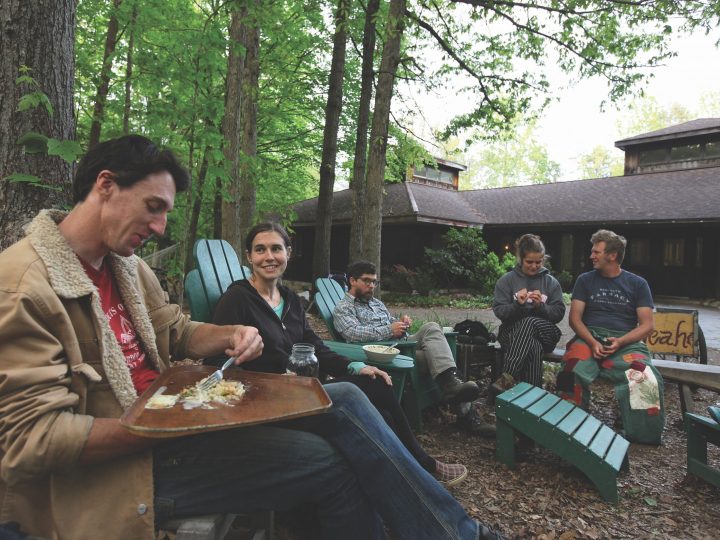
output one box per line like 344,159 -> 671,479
146,393 -> 179,409
144,378 -> 246,410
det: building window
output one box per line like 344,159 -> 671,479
706,141 -> 720,158
638,147 -> 667,165
414,166 -> 453,184
695,237 -> 703,268
629,238 -> 650,265
663,238 -> 684,267
670,143 -> 702,161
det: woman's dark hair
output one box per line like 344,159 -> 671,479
73,135 -> 190,203
245,222 -> 292,252
515,234 -> 546,260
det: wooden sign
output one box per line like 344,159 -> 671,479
647,308 -> 698,357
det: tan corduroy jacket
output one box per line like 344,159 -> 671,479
0,210 -> 200,540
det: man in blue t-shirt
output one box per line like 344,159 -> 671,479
558,229 -> 665,445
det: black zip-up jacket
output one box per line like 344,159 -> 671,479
207,279 -> 350,377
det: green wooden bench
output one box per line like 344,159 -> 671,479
496,382 -> 630,503
685,408 -> 720,488
313,277 -> 464,431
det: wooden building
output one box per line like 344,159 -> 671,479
288,118 -> 720,299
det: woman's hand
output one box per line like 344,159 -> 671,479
527,289 -> 543,307
359,366 -> 392,386
514,288 -> 529,304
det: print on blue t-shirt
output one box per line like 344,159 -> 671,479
571,270 -> 653,333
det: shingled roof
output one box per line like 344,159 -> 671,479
460,166 -> 720,226
292,165 -> 720,228
292,181 -> 483,227
615,118 -> 720,149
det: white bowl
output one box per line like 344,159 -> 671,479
362,344 -> 400,363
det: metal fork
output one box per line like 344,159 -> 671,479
197,356 -> 236,391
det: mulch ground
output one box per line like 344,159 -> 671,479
306,311 -> 720,540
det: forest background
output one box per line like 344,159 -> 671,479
2,0 -> 720,287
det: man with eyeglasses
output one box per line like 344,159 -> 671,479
334,261 -> 495,437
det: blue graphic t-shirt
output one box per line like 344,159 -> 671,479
571,269 -> 653,333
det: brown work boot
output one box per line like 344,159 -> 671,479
456,405 -> 496,438
436,368 -> 480,404
487,372 -> 517,405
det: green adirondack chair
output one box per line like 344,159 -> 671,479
184,239 -> 251,322
313,277 -> 457,431
184,268 -> 212,323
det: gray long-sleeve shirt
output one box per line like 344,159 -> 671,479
492,265 -> 565,325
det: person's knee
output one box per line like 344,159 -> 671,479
421,321 -> 442,334
324,381 -> 373,410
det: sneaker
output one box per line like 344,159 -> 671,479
456,406 -> 496,438
433,460 -> 467,486
436,368 -> 480,404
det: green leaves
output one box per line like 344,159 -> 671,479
16,91 -> 54,116
16,132 -> 49,154
47,139 -> 83,164
4,173 -> 62,191
16,133 -> 82,164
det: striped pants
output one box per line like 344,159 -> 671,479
498,317 -> 562,386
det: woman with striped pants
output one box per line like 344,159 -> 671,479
491,234 -> 566,393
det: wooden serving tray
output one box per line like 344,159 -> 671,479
120,365 -> 331,437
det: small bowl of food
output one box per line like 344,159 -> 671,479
362,344 -> 400,363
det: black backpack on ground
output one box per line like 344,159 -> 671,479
453,319 -> 496,345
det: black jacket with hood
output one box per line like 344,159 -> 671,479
208,279 -> 350,377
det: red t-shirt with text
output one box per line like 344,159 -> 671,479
80,258 -> 159,394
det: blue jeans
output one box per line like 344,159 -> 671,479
155,382 -> 477,540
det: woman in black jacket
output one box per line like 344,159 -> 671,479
209,222 -> 467,486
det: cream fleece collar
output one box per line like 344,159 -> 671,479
25,209 -> 161,410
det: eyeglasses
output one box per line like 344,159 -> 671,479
359,277 -> 380,286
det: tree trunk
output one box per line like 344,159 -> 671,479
0,0 -> 75,251
348,0 -> 379,262
184,146 -> 210,274
88,0 -> 123,148
361,0 -> 406,273
122,3 -> 137,135
220,5 -> 247,253
237,7 -> 260,253
312,0 -> 349,281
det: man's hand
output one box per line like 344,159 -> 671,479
187,323 -> 264,362
390,321 -> 410,337
226,325 -> 264,364
359,366 -> 392,386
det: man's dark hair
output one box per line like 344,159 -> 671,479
347,260 -> 377,280
73,135 -> 190,203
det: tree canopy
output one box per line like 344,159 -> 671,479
2,0 -> 719,274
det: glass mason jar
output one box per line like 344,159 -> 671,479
287,343 -> 319,378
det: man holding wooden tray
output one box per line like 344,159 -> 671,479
0,136 -> 503,540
